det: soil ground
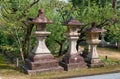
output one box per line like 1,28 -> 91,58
98,47 -> 120,60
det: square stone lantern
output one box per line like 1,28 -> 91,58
100,27 -> 107,47
59,17 -> 86,71
23,9 -> 63,74
86,22 -> 104,67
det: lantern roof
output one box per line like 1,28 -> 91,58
87,22 -> 102,33
64,16 -> 84,26
30,9 -> 52,24
101,27 -> 107,32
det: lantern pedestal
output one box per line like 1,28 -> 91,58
32,32 -> 51,54
86,40 -> 104,67
60,53 -> 87,71
23,32 -> 63,74
24,56 -> 63,75
60,33 -> 86,71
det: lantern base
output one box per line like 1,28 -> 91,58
22,54 -> 63,74
86,58 -> 104,67
59,53 -> 87,71
29,53 -> 54,62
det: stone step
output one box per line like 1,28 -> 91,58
22,65 -> 63,75
59,61 -> 87,71
25,59 -> 59,70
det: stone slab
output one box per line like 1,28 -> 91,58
22,64 -> 63,75
60,53 -> 87,71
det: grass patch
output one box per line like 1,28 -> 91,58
30,65 -> 120,79
1,65 -> 120,79
0,54 -> 5,64
100,56 -> 120,66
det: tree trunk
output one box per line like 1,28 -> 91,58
58,43 -> 63,56
55,40 -> 66,57
22,24 -> 34,58
20,48 -> 25,63
112,0 -> 116,9
117,41 -> 120,49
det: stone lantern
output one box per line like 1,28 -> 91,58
23,9 -> 63,74
100,27 -> 107,47
86,22 -> 104,67
60,17 -> 86,71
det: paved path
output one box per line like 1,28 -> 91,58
68,72 -> 120,79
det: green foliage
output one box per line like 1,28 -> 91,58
101,57 -> 120,65
0,0 -> 71,58
70,0 -> 120,44
0,0 -> 120,60
45,1 -> 70,56
104,0 -> 120,43
0,54 -> 5,64
106,24 -> 120,42
71,0 -> 114,26
46,19 -> 67,55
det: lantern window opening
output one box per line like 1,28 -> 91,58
72,27 -> 77,33
36,23 -> 47,32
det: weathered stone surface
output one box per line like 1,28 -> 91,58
23,64 -> 63,75
59,36 -> 87,70
29,53 -> 54,62
23,56 -> 63,74
85,58 -> 104,67
60,53 -> 87,71
32,32 -> 51,54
